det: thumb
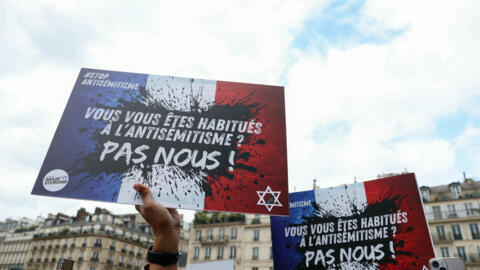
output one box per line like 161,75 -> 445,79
133,183 -> 154,205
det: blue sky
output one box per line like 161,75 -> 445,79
1,0 -> 479,221
293,0 -> 405,52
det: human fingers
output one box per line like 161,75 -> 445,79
133,183 -> 155,206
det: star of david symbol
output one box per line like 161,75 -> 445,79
257,186 -> 282,212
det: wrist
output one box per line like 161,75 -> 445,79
152,229 -> 180,252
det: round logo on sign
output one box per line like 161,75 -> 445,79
43,169 -> 69,192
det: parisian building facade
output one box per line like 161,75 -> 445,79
0,217 -> 44,270
24,207 -> 153,270
187,212 -> 273,270
421,175 -> 480,270
0,229 -> 36,270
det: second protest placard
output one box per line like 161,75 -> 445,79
32,68 -> 289,216
271,173 -> 434,269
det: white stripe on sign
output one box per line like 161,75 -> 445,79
314,182 -> 367,218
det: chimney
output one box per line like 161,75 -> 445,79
75,208 -> 88,222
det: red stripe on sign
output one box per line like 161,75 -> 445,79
364,173 -> 434,269
202,80 -> 288,215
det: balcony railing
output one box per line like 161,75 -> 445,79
110,245 -> 116,250
70,243 -> 76,248
425,209 -> 480,221
94,242 -> 102,248
63,244 -> 68,248
31,224 -> 152,244
91,257 -> 99,262
431,233 -> 454,243
129,250 -> 135,255
466,253 -> 480,264
200,235 -> 230,244
107,259 -> 113,264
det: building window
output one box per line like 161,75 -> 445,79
253,230 -> 259,242
252,247 -> 259,260
205,247 -> 211,260
217,246 -> 224,259
207,229 -> 213,241
219,228 -> 225,240
447,204 -> 457,218
230,246 -> 236,259
470,224 -> 480,239
465,203 -> 474,216
420,188 -> 430,201
450,184 -> 462,199
452,225 -> 463,240
440,247 -> 449,257
194,247 -> 200,260
436,226 -> 446,240
457,246 -> 467,261
432,206 -> 442,220
231,228 -> 237,240
195,230 -> 201,241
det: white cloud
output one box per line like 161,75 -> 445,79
285,0 -> 480,189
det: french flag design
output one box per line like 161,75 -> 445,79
32,68 -> 289,216
271,173 -> 434,269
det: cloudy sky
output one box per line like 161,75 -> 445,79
1,0 -> 479,221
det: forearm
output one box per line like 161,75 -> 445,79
147,230 -> 180,270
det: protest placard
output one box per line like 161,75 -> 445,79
32,68 -> 288,215
270,173 -> 434,269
